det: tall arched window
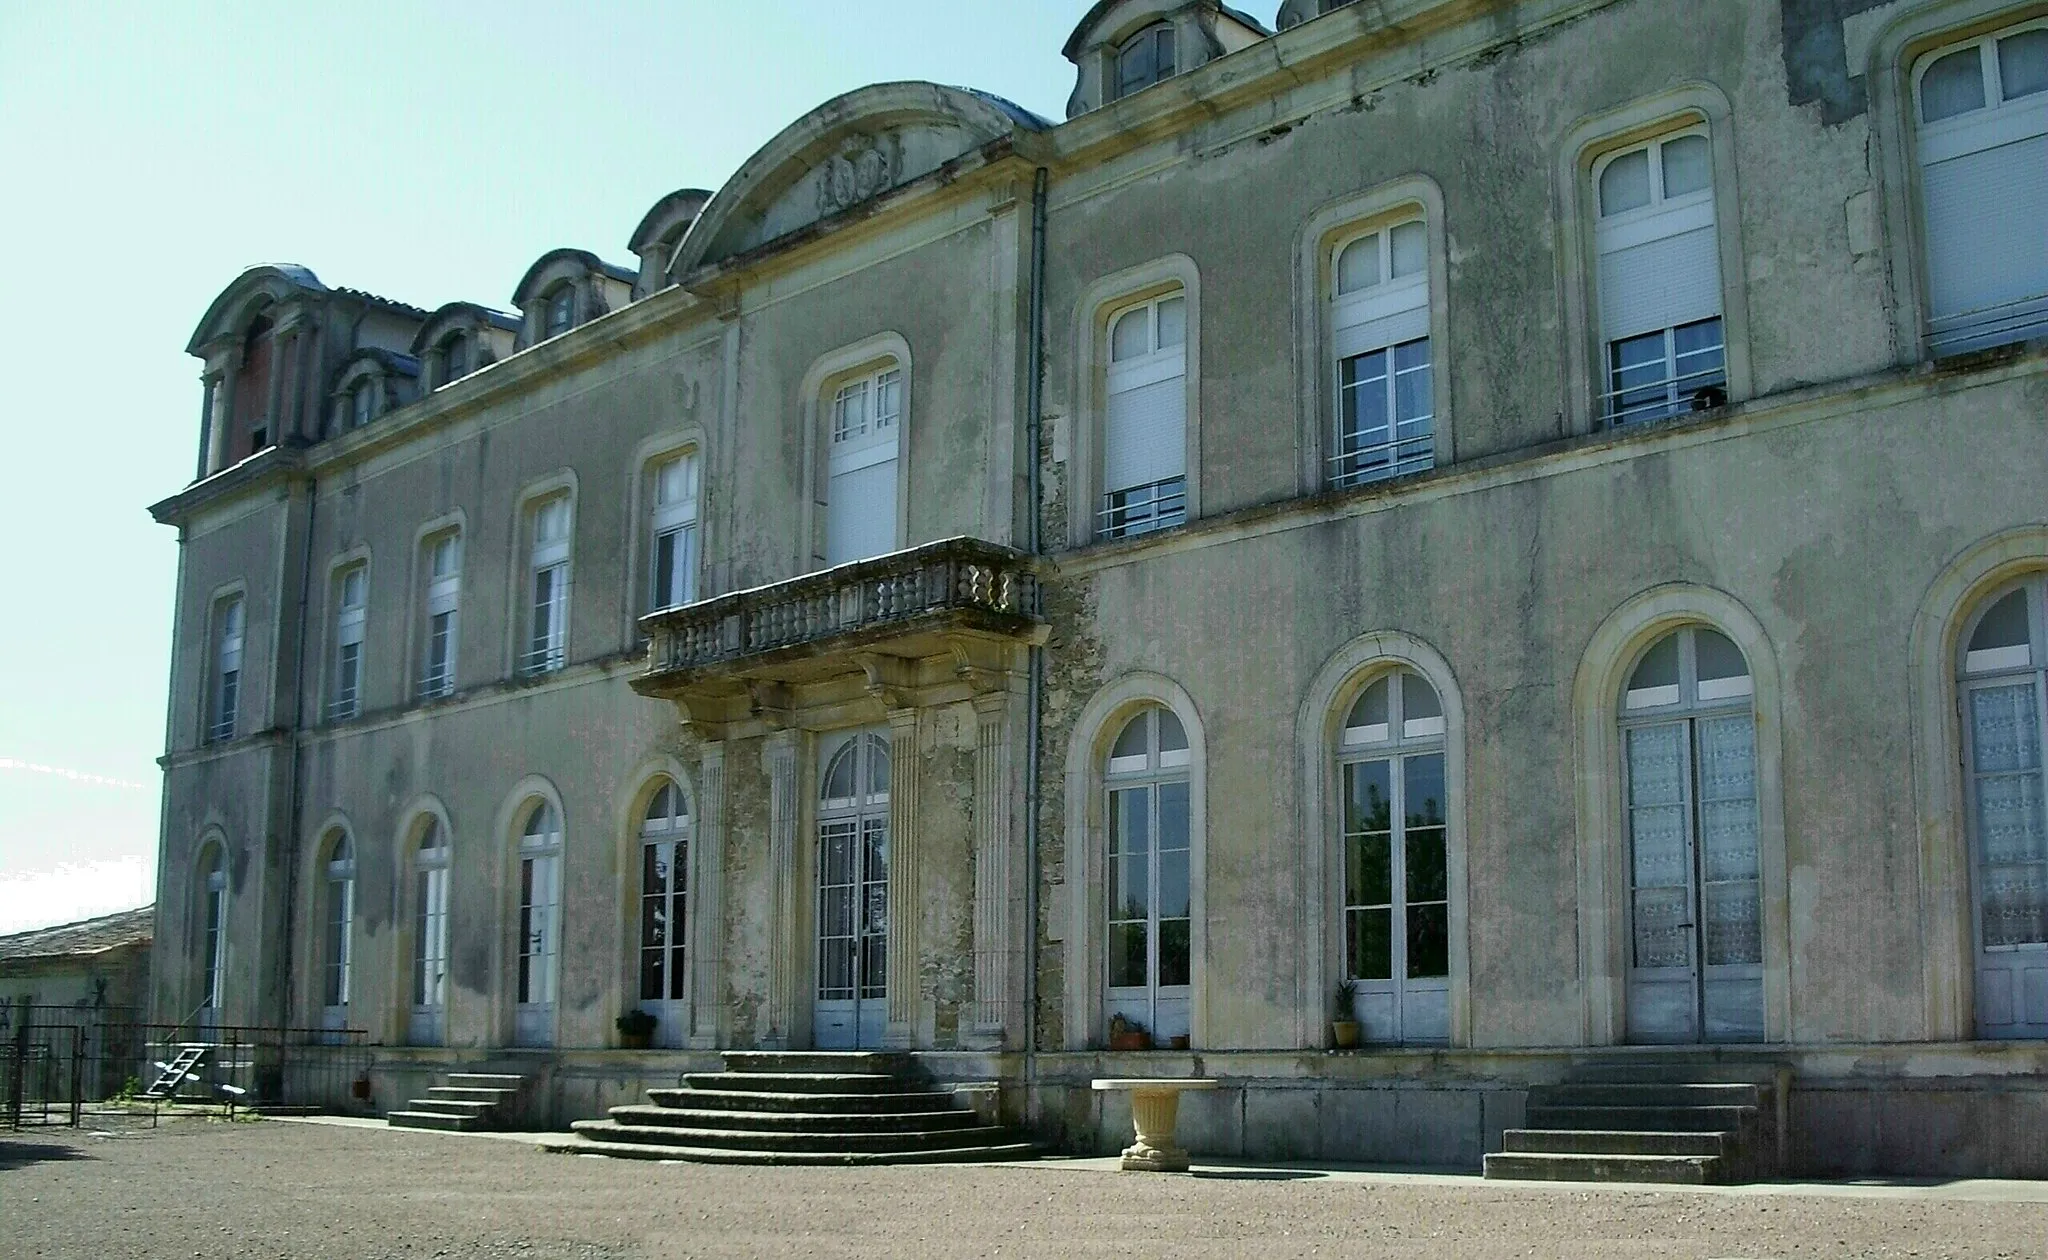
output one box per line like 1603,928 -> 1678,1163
1337,669 -> 1449,1044
824,363 -> 903,566
320,833 -> 356,1031
637,779 -> 692,1046
1957,576 -> 2048,1038
1619,625 -> 1763,1043
1330,220 -> 1433,486
198,845 -> 228,1030
515,801 -> 563,1047
1105,706 -> 1191,1045
1101,293 -> 1188,538
815,732 -> 891,1048
410,819 -> 451,1046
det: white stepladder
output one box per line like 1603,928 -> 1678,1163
1090,1077 -> 1219,1172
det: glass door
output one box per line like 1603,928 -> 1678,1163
815,732 -> 890,1048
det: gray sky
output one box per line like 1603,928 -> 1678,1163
0,0 -> 1101,933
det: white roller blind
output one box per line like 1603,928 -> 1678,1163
826,456 -> 897,566
1104,352 -> 1185,493
1922,132 -> 2048,326
1599,212 -> 1722,342
1333,271 -> 1429,361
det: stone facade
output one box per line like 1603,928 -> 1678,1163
149,0 -> 2048,1175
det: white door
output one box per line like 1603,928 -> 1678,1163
637,781 -> 692,1047
1104,707 -> 1192,1045
1622,628 -> 1766,1044
815,732 -> 890,1049
1961,581 -> 2048,1038
409,826 -> 450,1047
515,803 -> 562,1047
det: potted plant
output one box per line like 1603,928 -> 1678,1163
1107,1013 -> 1152,1052
616,1008 -> 657,1050
1331,980 -> 1361,1049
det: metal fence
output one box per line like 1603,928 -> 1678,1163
2,1004 -> 370,1129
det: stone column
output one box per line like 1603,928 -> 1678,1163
970,694 -> 1014,1042
763,731 -> 799,1049
689,745 -> 726,1048
197,374 -> 221,478
885,709 -> 921,1045
262,328 -> 289,444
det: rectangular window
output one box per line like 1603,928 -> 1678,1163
1915,23 -> 2048,354
524,498 -> 570,675
210,597 -> 244,743
1330,220 -> 1433,487
1595,130 -> 1728,424
420,534 -> 460,699
328,567 -> 366,721
650,453 -> 700,612
1101,294 -> 1188,539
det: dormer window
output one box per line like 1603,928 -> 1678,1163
349,382 -> 374,430
439,334 -> 469,386
1116,23 -> 1177,99
544,286 -> 575,339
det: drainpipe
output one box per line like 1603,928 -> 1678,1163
1023,167 -> 1049,1083
278,473 -> 317,1036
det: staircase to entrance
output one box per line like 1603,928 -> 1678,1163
1485,1058 -> 1789,1184
387,1072 -> 529,1132
546,1051 -> 1036,1165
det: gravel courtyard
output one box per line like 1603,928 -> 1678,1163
4,1117 -> 2045,1259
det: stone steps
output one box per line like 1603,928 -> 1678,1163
388,1072 -> 526,1133
1484,1061 -> 1781,1185
542,1134 -> 1040,1166
562,1052 -> 1036,1167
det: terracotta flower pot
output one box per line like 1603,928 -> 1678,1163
1108,1030 -> 1152,1052
619,1030 -> 652,1050
1331,1020 -> 1361,1049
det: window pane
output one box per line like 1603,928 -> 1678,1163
1111,307 -> 1150,361
1695,627 -> 1750,684
1155,296 -> 1186,349
1971,589 -> 2032,653
1157,918 -> 1190,987
1347,676 -> 1391,737
1389,221 -> 1426,278
1344,758 -> 1392,841
1630,632 -> 1682,694
1157,781 -> 1190,851
1406,825 -> 1447,904
875,370 -> 902,426
1337,233 -> 1379,293
1109,922 -> 1148,988
1348,907 -> 1393,980
1661,134 -> 1712,198
1406,903 -> 1449,979
1922,45 -> 1988,122
1156,708 -> 1188,754
2002,30 -> 2048,99
1599,149 -> 1652,216
1158,844 -> 1189,920
1393,340 -> 1433,427
1111,713 -> 1150,762
1405,754 -> 1446,832
1346,831 -> 1392,907
1401,673 -> 1443,723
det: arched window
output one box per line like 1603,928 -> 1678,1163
198,845 -> 228,1029
815,732 -> 891,1048
409,818 -> 451,1046
320,833 -> 355,1030
1911,20 -> 2048,354
1336,669 -> 1449,1044
438,333 -> 470,386
824,363 -> 903,566
515,800 -> 563,1047
1619,625 -> 1762,1043
1330,220 -> 1433,486
544,285 -> 575,339
637,779 -> 691,1045
1957,576 -> 2048,1038
648,452 -> 700,611
1115,22 -> 1177,99
1101,293 -> 1188,538
1105,706 -> 1191,1046
1592,127 -> 1727,423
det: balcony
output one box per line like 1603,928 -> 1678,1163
634,537 -> 1043,734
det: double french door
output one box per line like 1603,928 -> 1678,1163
815,732 -> 890,1048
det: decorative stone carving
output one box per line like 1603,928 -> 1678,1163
817,134 -> 897,216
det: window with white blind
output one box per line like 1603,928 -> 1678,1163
1594,129 -> 1729,425
649,452 -> 700,611
825,365 -> 902,567
420,533 -> 460,700
1101,293 -> 1188,539
524,498 -> 571,675
1115,23 -> 1177,99
1913,20 -> 2048,355
1330,220 -> 1433,487
210,596 -> 244,743
329,566 -> 367,721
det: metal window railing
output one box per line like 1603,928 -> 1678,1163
1605,361 -> 1728,426
1328,426 -> 1434,489
1099,477 -> 1187,540
521,643 -> 565,676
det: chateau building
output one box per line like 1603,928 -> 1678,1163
149,0 -> 2048,1175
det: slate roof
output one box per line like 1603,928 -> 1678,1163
0,906 -> 154,962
